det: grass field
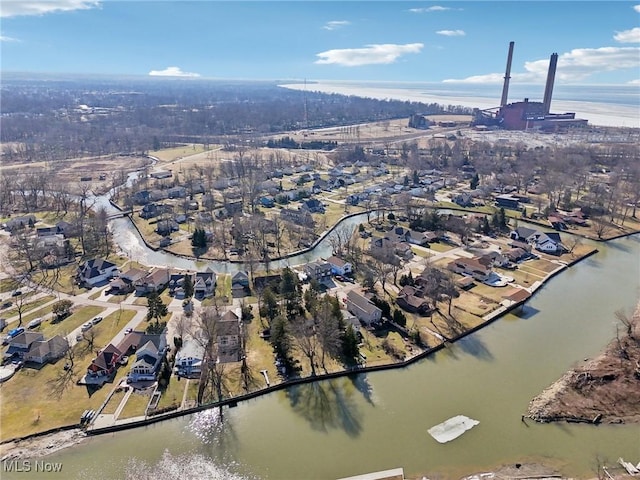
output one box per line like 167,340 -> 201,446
119,389 -> 151,419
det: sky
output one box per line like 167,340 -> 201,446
1,1 -> 639,86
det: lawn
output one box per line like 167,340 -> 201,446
101,389 -> 127,415
39,305 -> 104,339
119,390 -> 152,419
150,144 -> 208,163
0,278 -> 20,293
0,340 -> 117,441
155,376 -> 186,411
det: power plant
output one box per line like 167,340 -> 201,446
473,42 -> 588,131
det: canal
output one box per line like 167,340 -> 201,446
8,233 -> 640,479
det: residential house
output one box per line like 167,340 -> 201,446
312,179 -> 329,194
280,208 -> 314,227
259,196 -> 275,208
148,189 -> 169,202
300,198 -> 325,213
55,220 -> 77,238
396,286 -> 433,315
109,267 -> 148,294
77,258 -> 119,287
503,247 -> 529,263
327,256 -> 353,276
217,309 -> 242,363
509,226 -> 539,243
346,290 -> 382,326
3,331 -> 45,361
133,190 -> 152,205
447,257 -> 492,282
167,186 -> 187,199
129,335 -> 167,382
156,219 -> 179,236
87,344 -> 122,378
371,237 -> 413,261
149,170 -> 172,179
304,260 -> 333,282
535,232 -> 566,255
4,215 -> 36,232
194,268 -> 216,298
24,335 -> 68,364
168,272 -> 195,298
454,192 -> 475,208
36,226 -> 59,237
134,268 -> 171,295
232,270 -> 250,288
174,339 -> 204,378
231,271 -> 250,297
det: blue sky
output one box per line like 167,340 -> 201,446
1,1 -> 639,85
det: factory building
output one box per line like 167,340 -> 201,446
473,43 -> 588,131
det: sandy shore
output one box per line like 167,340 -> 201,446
0,429 -> 87,461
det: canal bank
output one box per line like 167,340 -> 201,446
2,234 -> 639,480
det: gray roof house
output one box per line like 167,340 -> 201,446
346,290 -> 382,326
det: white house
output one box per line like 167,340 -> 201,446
327,256 -> 353,276
174,339 -> 204,378
128,334 -> 167,382
77,258 -> 119,287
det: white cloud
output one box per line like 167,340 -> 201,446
149,67 -> 201,78
0,35 -> 20,42
628,79 -> 640,85
634,5 -> 640,13
444,46 -> 640,84
614,27 -> 640,43
436,29 -> 465,37
409,6 -> 450,13
315,43 -> 423,66
0,1 -> 100,18
323,20 -> 350,31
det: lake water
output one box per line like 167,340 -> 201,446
7,234 -> 640,480
280,81 -> 640,128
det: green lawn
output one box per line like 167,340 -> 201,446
0,278 -> 20,293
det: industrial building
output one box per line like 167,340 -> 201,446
473,42 -> 588,131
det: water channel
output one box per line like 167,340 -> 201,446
9,215 -> 640,479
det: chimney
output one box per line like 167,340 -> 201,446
543,53 -> 558,115
500,41 -> 515,107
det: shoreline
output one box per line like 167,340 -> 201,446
0,236 -> 610,461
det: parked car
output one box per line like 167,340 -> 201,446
124,327 -> 132,334
81,322 -> 93,332
27,318 -> 43,329
11,290 -> 22,297
76,333 -> 84,342
91,316 -> 103,325
7,327 -> 24,338
1,301 -> 12,309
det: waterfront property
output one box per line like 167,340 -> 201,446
346,290 -> 382,326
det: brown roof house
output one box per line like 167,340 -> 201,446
396,286 -> 433,315
217,309 -> 242,363
134,268 -> 171,295
87,344 -> 122,380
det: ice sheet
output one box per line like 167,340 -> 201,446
428,415 -> 480,443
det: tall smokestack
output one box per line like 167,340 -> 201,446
543,52 -> 558,115
500,41 -> 515,107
